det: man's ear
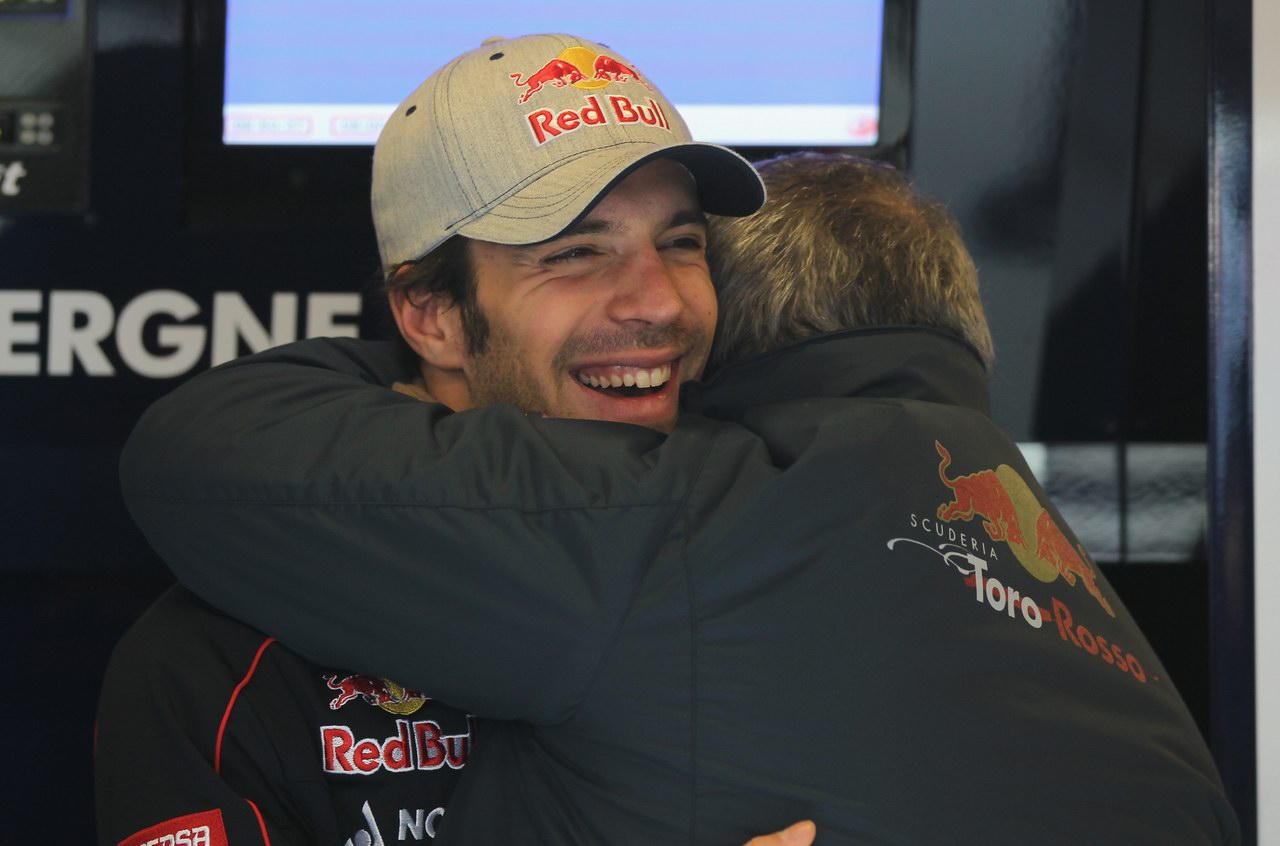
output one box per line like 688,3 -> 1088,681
388,287 -> 467,371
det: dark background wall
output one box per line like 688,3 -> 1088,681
0,0 -> 1231,841
911,0 -> 1216,735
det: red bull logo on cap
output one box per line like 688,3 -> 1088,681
510,47 -> 653,104
512,48 -> 669,147
325,674 -> 429,716
933,441 -> 1115,617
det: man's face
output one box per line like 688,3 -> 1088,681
460,159 -> 716,433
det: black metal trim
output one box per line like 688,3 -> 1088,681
1207,0 -> 1255,840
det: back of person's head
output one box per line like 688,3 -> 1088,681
706,152 -> 994,371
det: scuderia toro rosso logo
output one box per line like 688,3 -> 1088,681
511,47 -> 670,146
887,441 -> 1154,685
932,441 -> 1114,617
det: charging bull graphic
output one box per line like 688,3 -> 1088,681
935,442 -> 1027,547
1034,509 -> 1115,616
511,59 -> 587,104
513,48 -> 653,103
934,441 -> 1115,616
325,674 -> 430,715
590,54 -> 651,89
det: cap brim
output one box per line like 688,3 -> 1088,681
457,141 -> 765,246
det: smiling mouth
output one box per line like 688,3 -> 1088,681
575,363 -> 673,398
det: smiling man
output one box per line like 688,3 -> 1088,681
95,33 -> 819,846
361,31 -> 761,436
387,158 -> 717,433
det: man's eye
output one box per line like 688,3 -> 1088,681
545,246 -> 596,263
664,235 -> 705,251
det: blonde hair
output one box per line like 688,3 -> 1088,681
707,152 -> 994,370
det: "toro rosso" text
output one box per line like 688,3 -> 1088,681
1051,597 -> 1148,682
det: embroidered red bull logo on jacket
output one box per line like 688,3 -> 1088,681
322,718 -> 472,775
511,48 -> 669,146
325,673 -> 429,715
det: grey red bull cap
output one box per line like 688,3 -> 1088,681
372,33 -> 766,269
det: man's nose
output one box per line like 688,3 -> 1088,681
605,247 -> 684,326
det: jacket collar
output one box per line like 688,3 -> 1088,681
683,326 -> 991,420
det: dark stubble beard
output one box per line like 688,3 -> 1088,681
465,306 -> 710,420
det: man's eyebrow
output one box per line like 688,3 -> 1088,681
506,222 -> 616,260
519,206 -> 709,257
562,207 -> 705,237
667,207 -> 709,229
559,218 -> 620,238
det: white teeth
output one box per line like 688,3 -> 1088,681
577,363 -> 672,391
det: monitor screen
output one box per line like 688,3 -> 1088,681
222,1 -> 888,148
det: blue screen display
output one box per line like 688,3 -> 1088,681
223,1 -> 884,146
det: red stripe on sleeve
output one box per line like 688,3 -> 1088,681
244,798 -> 273,846
214,636 -> 276,774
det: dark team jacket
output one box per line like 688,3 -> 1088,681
120,327 -> 1241,844
95,586 -> 472,846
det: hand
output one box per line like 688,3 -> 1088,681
742,820 -> 816,846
